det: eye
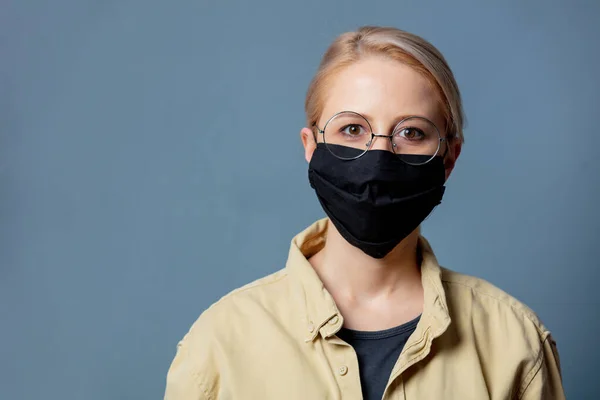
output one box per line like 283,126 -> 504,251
341,124 -> 366,137
397,127 -> 425,140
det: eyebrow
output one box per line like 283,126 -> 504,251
357,112 -> 431,125
315,111 -> 440,132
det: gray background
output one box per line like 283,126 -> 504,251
2,0 -> 599,398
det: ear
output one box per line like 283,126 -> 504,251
444,139 -> 462,181
300,127 -> 317,163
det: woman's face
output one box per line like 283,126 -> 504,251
301,56 -> 461,180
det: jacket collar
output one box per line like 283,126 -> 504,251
286,218 -> 451,350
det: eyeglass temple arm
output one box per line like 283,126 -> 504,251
311,122 -> 324,141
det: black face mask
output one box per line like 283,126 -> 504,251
308,143 -> 446,259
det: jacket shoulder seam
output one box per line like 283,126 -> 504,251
441,279 -> 547,338
517,335 -> 548,399
199,380 -> 213,400
174,345 -> 216,400
211,270 -> 290,306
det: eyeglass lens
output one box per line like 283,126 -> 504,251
321,111 -> 441,165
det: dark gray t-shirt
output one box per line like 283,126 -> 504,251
336,315 -> 421,400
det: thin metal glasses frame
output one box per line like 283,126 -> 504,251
313,111 -> 447,165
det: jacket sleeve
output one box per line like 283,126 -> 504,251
518,334 -> 565,400
164,311 -> 218,400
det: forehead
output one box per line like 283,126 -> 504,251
320,57 -> 442,127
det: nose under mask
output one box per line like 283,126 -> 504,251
308,143 -> 446,258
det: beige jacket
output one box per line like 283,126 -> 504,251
165,219 -> 565,399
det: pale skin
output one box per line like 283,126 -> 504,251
300,56 -> 462,331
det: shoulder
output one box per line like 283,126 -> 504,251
180,267 -> 301,353
440,266 -> 550,339
165,269 -> 294,397
191,267 -> 292,332
438,267 -> 564,398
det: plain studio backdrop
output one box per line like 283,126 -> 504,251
1,0 -> 599,398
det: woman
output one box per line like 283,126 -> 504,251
164,26 -> 565,399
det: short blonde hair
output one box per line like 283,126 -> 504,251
305,26 -> 465,142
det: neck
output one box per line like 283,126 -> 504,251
311,220 -> 422,304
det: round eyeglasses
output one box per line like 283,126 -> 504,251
313,111 -> 447,166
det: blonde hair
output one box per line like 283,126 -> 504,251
305,26 -> 465,142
